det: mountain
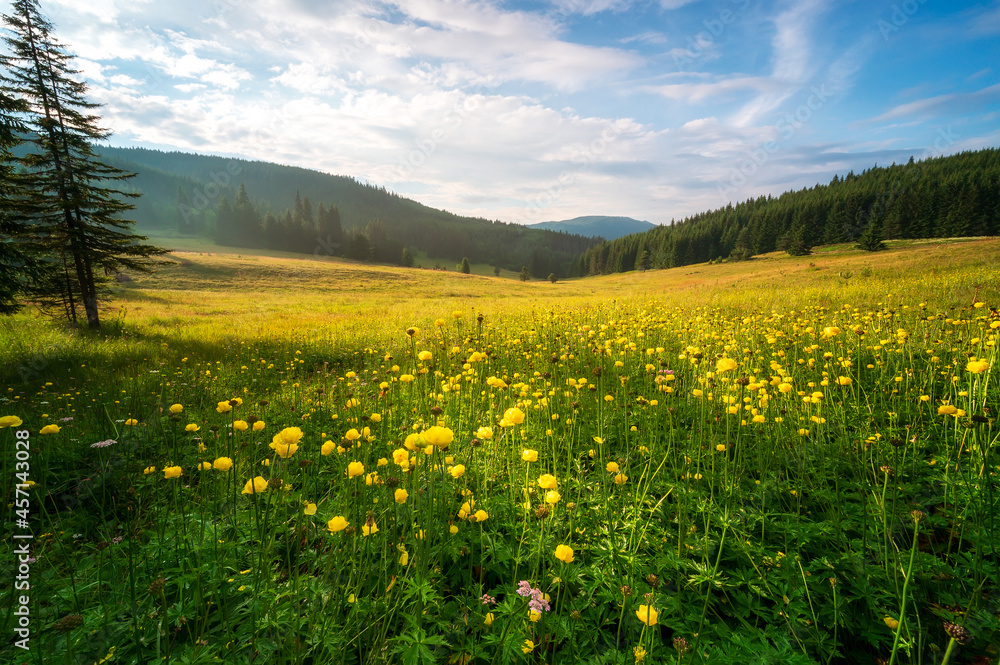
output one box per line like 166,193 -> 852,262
527,216 -> 656,240
577,148 -> 1000,275
88,146 -> 600,277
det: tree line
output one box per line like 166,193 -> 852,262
0,0 -> 167,328
579,148 -> 1000,275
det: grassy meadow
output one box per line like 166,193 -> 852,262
2,238 -> 999,664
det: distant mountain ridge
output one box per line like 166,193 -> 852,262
527,216 -> 657,240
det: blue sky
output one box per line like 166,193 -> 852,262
5,0 -> 999,225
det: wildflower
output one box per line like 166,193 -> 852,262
484,612 -> 494,626
270,441 -> 299,458
163,466 -> 183,479
528,609 -> 541,622
475,426 -> 493,439
449,464 -> 466,478
344,428 -> 361,441
90,439 -> 116,448
304,502 -> 317,515
522,449 -> 538,462
716,358 -> 737,372
635,604 -> 658,626
538,474 -> 557,489
522,640 -> 534,654
545,490 -> 561,504
423,426 -> 454,447
328,516 -> 349,532
967,360 -> 989,373
606,461 -> 620,473
836,376 -> 853,386
0,415 -> 23,428
937,404 -> 958,415
394,488 -> 409,504
418,350 -> 433,361
321,440 -> 336,456
347,461 -> 365,478
233,420 -> 248,432
392,448 -> 409,466
633,646 -> 647,662
124,418 -> 138,426
471,509 -> 489,523
185,423 -> 200,432
143,466 -> 156,475
398,545 -> 409,566
252,421 -> 265,431
40,424 -> 60,434
242,476 -> 268,494
502,407 -> 525,425
362,521 -> 379,536
822,326 -> 841,338
554,544 -> 574,563
217,401 -> 232,413
614,473 -> 628,485
169,404 -> 183,414
199,461 -> 213,471
450,524 -> 459,534
884,616 -> 899,630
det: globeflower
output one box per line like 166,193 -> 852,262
39,424 -> 60,434
213,457 -> 233,472
475,426 -> 493,439
418,350 -> 433,361
321,440 -> 336,456
163,466 -> 183,479
503,407 -> 525,425
522,449 -> 538,462
635,605 -> 658,626
328,516 -> 349,532
169,404 -> 183,414
242,476 -> 268,494
423,426 -> 454,447
216,401 -> 232,413
545,490 -> 561,504
537,474 -> 557,489
0,415 -> 23,428
606,461 -> 620,473
344,428 -> 361,441
471,509 -> 489,523
347,461 -> 365,478
233,420 -> 248,432
303,502 -> 317,515
395,488 -> 409,504
967,360 -> 989,373
185,423 -> 200,432
554,544 -> 575,563
614,473 -> 628,485
716,358 -> 737,373
124,418 -> 138,426
362,521 -> 379,536
449,464 -> 466,478
252,421 -> 265,432
938,404 -> 958,415
143,466 -> 156,475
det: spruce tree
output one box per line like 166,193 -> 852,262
1,0 -> 168,327
856,218 -> 887,252
460,257 -> 470,274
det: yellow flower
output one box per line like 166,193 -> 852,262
884,616 -> 899,630
216,401 -> 232,413
169,404 -> 183,414
252,421 -> 265,431
395,488 -> 409,504
163,466 -> 183,479
606,461 -> 619,473
503,407 -> 525,425
635,605 -> 658,626
328,516 -> 349,532
614,473 -> 628,485
185,423 -> 200,432
449,464 -> 466,478
423,426 -> 454,447
471,509 -> 489,523
538,474 -> 557,489
545,490 -> 561,504
522,449 -> 538,462
304,502 -> 317,515
484,612 -> 494,626
0,415 -> 23,428
554,544 -> 575,563
321,440 -> 336,456
967,360 -> 989,373
475,426 -> 493,440
528,609 -> 541,622
716,357 -> 737,372
450,524 -> 459,534
124,418 -> 138,426
209,457 -> 232,472
273,427 -> 303,445
261,458 -> 270,466
692,389 -> 703,397
398,547 -> 409,566
39,424 -> 60,434
270,441 -> 299,458
143,465 -> 156,475
937,404 -> 958,415
233,420 -> 248,432
418,350 -> 433,361
199,461 -> 213,471
344,428 -> 361,441
347,461 -> 365,478
822,326 -> 841,338
242,476 -> 268,494
522,640 -> 534,654
836,376 -> 852,386
362,521 -> 379,536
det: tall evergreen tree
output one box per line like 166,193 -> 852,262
1,0 -> 168,327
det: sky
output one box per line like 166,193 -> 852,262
3,0 -> 999,226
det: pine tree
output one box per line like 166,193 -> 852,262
856,218 -> 887,252
519,266 -> 529,281
1,0 -> 168,327
460,257 -> 470,274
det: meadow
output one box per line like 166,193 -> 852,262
1,238 -> 999,664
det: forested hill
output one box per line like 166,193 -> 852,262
94,146 -> 599,277
579,148 -> 1000,275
